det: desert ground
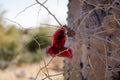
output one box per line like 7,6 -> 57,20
0,57 -> 64,80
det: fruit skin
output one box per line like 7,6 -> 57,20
46,27 -> 73,59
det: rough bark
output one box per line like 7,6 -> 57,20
64,0 -> 120,80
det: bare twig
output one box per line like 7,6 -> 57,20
40,23 -> 59,27
43,0 -> 48,4
35,0 -> 62,26
15,3 -> 37,18
35,57 -> 54,80
35,49 -> 69,80
4,18 -> 24,29
41,70 -> 50,79
42,56 -> 53,80
104,43 -> 108,80
15,0 -> 48,19
33,38 -> 52,80
36,0 -> 49,27
36,6 -> 41,27
42,72 -> 63,80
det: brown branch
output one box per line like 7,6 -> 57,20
104,43 -> 108,80
42,72 -> 63,80
33,38 -> 53,80
42,56 -> 53,80
35,0 -> 62,26
43,0 -> 48,4
35,57 -> 55,80
4,18 -> 24,29
41,70 -> 52,80
34,49 -> 69,80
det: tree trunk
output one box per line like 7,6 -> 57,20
64,0 -> 120,80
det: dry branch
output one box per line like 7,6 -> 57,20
15,3 -> 37,18
35,0 -> 62,26
42,72 -> 63,80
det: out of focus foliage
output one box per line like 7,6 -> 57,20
0,10 -> 20,62
0,10 -> 57,69
27,28 -> 52,52
0,25 -> 21,61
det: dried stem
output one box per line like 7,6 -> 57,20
40,23 -> 59,27
35,49 -> 69,80
35,57 -> 55,80
42,72 -> 63,80
15,0 -> 49,18
35,0 -> 62,26
42,56 -> 53,80
15,3 -> 37,18
33,38 -> 52,80
104,43 -> 108,80
4,18 -> 24,29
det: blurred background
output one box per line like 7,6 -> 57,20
0,0 -> 68,80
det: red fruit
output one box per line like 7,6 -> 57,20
46,27 -> 73,59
